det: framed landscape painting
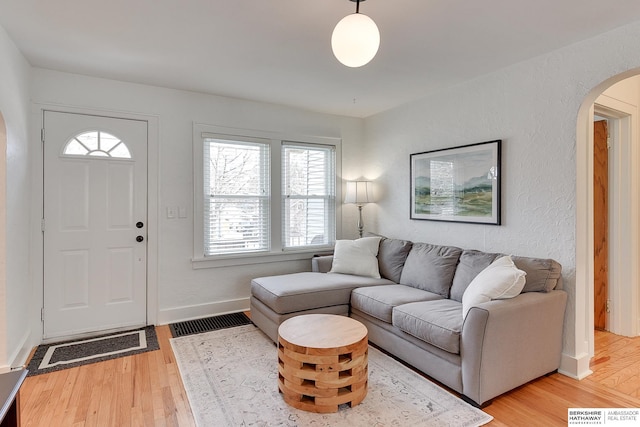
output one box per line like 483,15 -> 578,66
410,140 -> 501,225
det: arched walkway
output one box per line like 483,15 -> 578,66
575,68 -> 640,379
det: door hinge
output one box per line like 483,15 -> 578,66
41,218 -> 45,232
607,136 -> 611,149
606,299 -> 611,313
41,128 -> 45,144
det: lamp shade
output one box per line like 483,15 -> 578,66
331,13 -> 380,67
344,181 -> 374,204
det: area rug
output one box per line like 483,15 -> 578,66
171,324 -> 493,427
27,326 -> 158,376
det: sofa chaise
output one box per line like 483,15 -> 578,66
249,236 -> 567,407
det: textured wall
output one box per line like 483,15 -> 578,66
363,20 -> 640,375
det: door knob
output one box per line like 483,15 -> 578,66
136,236 -> 144,242
136,221 -> 144,229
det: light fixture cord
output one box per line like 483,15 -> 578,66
356,0 -> 360,13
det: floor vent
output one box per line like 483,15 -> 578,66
169,312 -> 252,338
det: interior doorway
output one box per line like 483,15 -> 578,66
593,119 -> 608,331
575,72 -> 640,380
592,89 -> 639,339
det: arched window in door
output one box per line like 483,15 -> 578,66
63,131 -> 131,159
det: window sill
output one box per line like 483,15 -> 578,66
191,248 -> 333,269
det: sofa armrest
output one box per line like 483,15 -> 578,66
311,255 -> 334,273
461,290 -> 567,406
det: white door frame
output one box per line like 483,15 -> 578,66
31,104 -> 159,340
594,99 -> 640,337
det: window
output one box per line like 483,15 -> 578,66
203,138 -> 270,255
194,125 -> 339,264
282,143 -> 335,248
63,131 -> 131,159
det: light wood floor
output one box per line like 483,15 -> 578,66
18,327 -> 640,426
19,326 -> 195,427
483,330 -> 640,426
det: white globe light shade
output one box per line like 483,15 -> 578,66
331,13 -> 380,68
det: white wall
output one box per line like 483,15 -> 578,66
30,69 -> 364,328
0,25 -> 32,369
11,15 -> 640,378
363,19 -> 640,378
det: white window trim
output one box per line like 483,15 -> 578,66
192,123 -> 342,268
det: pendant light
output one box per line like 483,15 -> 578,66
331,0 -> 380,68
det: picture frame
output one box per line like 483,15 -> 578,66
410,140 -> 501,225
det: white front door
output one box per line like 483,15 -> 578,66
43,111 -> 148,340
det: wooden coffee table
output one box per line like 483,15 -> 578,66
277,314 -> 368,413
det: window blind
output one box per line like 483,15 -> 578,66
282,143 -> 336,248
203,138 -> 270,255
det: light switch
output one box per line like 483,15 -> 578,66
179,207 -> 187,218
167,207 -> 176,219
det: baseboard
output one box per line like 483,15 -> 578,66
8,329 -> 33,371
558,351 -> 593,380
157,298 -> 250,325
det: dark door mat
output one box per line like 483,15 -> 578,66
27,325 -> 159,376
169,312 -> 252,337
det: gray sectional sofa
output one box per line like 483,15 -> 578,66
250,236 -> 567,407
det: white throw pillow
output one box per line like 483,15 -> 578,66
329,237 -> 382,278
461,255 -> 526,320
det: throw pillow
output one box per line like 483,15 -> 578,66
399,242 -> 463,297
461,255 -> 526,320
510,255 -> 562,293
377,237 -> 413,283
329,236 -> 382,278
450,250 -> 500,302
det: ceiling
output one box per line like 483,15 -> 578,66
2,1 -> 640,118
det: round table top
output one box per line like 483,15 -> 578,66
278,314 -> 367,349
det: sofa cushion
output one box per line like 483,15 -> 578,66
330,237 -> 382,278
251,272 -> 393,314
462,255 -> 526,319
399,243 -> 463,297
351,285 -> 442,323
450,250 -> 500,302
511,256 -> 562,293
377,238 -> 413,283
392,300 -> 463,354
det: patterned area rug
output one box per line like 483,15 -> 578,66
171,324 -> 493,427
27,326 -> 158,376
